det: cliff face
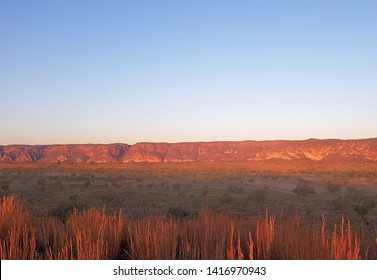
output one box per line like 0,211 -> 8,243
0,139 -> 376,163
0,144 -> 129,163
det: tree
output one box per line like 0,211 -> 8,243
293,180 -> 315,197
353,195 -> 377,225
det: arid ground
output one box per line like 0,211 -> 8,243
1,161 -> 377,259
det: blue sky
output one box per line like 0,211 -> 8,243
1,0 -> 376,144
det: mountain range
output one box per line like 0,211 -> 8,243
1,138 -> 376,163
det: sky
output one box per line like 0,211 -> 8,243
1,0 -> 376,145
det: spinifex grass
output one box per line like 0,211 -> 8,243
255,210 -> 275,259
331,217 -> 360,260
127,217 -> 179,260
38,217 -> 67,259
271,214 -> 328,259
0,195 -> 370,260
64,208 -> 124,259
0,196 -> 36,259
179,209 -> 231,259
270,215 -> 360,259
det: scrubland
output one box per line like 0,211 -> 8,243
0,162 -> 376,259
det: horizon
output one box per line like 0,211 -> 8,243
1,1 -> 377,145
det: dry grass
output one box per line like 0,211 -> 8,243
0,195 -> 372,260
39,217 -> 67,259
127,217 -> 179,260
255,210 -> 275,259
64,208 -> 124,260
330,217 -> 360,260
0,196 -> 36,259
271,215 -> 360,259
179,210 -> 230,259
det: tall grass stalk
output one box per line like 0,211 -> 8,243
0,196 -> 367,260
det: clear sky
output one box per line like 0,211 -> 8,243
1,0 -> 376,145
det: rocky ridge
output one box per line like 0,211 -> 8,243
0,139 -> 376,163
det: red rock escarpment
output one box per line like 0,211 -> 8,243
0,144 -> 129,163
0,139 -> 376,163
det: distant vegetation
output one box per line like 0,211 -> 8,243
327,184 -> 341,195
247,189 -> 268,204
293,179 -> 315,197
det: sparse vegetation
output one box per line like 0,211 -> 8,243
327,184 -> 341,195
247,189 -> 268,204
201,186 -> 208,197
172,183 -> 181,190
293,179 -> 315,197
48,201 -> 88,222
0,180 -> 11,192
219,193 -> 233,205
0,162 -> 377,259
166,206 -> 192,221
353,195 -> 377,225
332,197 -> 348,212
344,187 -> 377,225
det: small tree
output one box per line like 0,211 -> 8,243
293,180 -> 315,197
353,195 -> 377,225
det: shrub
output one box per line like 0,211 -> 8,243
166,206 -> 192,221
247,189 -> 268,204
100,195 -> 114,205
332,197 -> 348,212
353,195 -> 377,225
327,184 -> 341,195
172,183 -> 181,190
346,188 -> 377,224
219,193 -> 233,205
0,180 -> 11,191
48,201 -> 88,222
37,178 -> 47,186
201,186 -> 208,197
293,180 -> 315,197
